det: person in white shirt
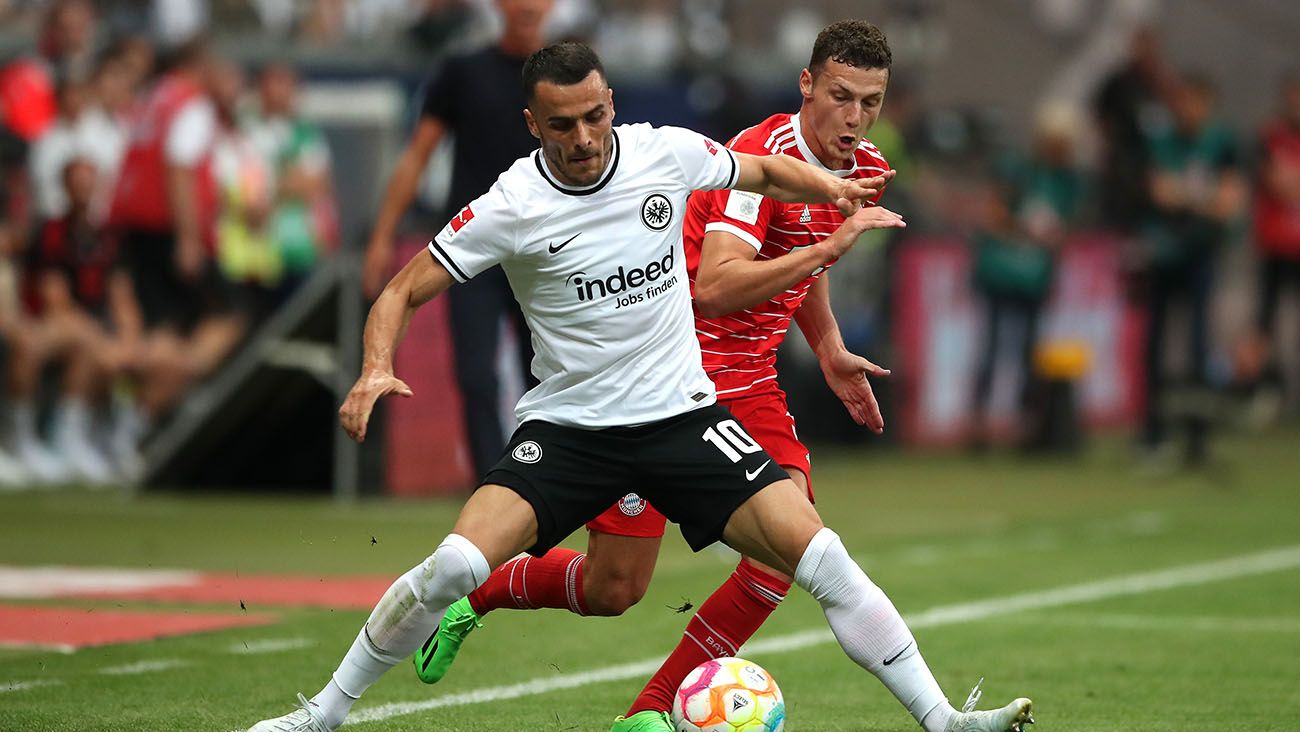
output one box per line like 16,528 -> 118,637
247,43 -> 1031,732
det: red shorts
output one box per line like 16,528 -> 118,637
585,391 -> 812,538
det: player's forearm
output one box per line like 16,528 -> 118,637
695,245 -> 833,317
361,252 -> 454,373
794,277 -> 846,362
742,154 -> 839,205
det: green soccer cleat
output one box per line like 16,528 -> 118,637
413,597 -> 483,684
609,710 -> 673,732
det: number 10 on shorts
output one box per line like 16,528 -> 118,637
702,419 -> 762,463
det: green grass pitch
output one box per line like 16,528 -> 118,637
1,428 -> 1298,731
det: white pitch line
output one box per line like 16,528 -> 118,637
984,612 -> 1300,634
293,544 -> 1300,729
0,641 -> 78,655
99,659 -> 191,676
0,679 -> 63,693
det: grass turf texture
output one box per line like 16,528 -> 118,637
1,429 -> 1298,731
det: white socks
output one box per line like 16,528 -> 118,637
795,527 -> 955,732
312,534 -> 490,728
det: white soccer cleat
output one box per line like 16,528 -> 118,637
248,694 -> 332,732
944,678 -> 1034,732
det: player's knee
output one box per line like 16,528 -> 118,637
584,574 -> 649,616
410,534 -> 492,608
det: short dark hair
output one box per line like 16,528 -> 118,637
522,42 -> 606,101
809,20 -> 892,74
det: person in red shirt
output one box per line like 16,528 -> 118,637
1242,72 -> 1300,407
413,21 -> 1031,732
107,38 -> 242,430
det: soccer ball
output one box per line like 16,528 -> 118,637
671,657 -> 785,732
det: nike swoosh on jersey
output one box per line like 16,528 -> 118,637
745,460 -> 771,482
548,233 -> 580,254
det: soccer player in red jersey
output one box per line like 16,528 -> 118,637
414,22 -> 1031,732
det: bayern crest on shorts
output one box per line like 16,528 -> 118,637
618,492 -> 647,516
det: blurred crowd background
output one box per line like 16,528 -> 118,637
0,0 -> 1297,495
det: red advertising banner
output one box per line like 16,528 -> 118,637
383,237 -> 476,495
893,234 -> 1145,446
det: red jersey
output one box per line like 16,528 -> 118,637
683,113 -> 889,398
1254,120 -> 1300,258
108,73 -> 216,241
23,216 -> 117,315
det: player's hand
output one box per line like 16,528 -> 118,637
833,169 -> 896,216
362,235 -> 395,300
339,369 -> 414,442
846,204 -> 906,235
816,205 -> 906,260
820,349 -> 890,432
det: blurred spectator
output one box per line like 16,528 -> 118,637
362,0 -> 549,479
970,103 -> 1085,445
1092,27 -> 1173,235
1240,71 -> 1300,417
109,37 -> 217,325
107,38 -> 243,440
210,58 -> 280,317
22,158 -> 136,484
28,72 -> 123,222
1138,72 -> 1246,465
104,34 -> 157,95
0,0 -> 97,143
245,62 -> 338,300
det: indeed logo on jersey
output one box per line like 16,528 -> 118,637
565,247 -> 678,309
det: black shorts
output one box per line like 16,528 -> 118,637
118,229 -> 234,333
482,403 -> 789,556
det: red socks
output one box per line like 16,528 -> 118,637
464,552 -> 792,716
466,548 -> 589,616
628,561 -> 791,715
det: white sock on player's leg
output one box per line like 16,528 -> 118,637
794,527 -> 955,732
312,534 -> 490,728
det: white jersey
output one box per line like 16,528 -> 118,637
428,123 -> 740,428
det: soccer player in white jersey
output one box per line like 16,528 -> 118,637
408,21 -> 1034,732
247,42 -> 1030,732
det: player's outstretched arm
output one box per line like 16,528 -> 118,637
733,151 -> 895,215
694,204 -> 905,317
794,276 -> 889,432
339,251 -> 455,442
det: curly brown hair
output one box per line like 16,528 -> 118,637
809,20 -> 892,74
